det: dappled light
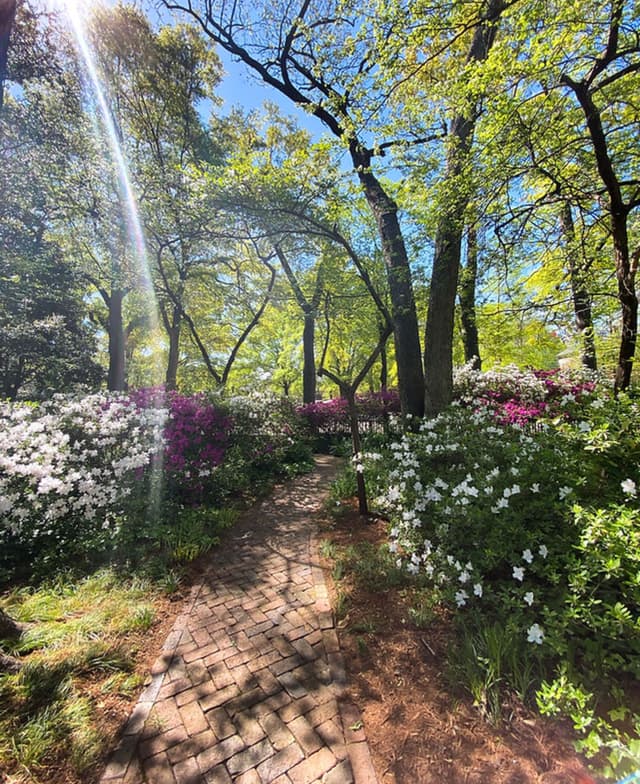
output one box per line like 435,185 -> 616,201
1,0 -> 640,782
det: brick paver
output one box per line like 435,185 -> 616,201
100,456 -> 377,784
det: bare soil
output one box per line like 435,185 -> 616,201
318,501 -> 601,784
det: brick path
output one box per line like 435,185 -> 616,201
100,455 -> 378,784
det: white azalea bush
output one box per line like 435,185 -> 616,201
0,390 -> 315,583
0,393 -> 165,582
366,405 -> 580,644
360,383 -> 640,777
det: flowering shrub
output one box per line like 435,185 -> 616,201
298,389 -> 400,431
132,388 -> 232,505
0,393 -> 164,581
453,363 -> 596,425
222,392 -> 314,491
0,389 -> 314,582
358,377 -> 640,778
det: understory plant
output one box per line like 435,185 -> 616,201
0,389 -> 314,584
361,368 -> 640,780
0,570 -> 163,781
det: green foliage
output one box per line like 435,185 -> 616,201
407,589 -> 440,629
447,618 -> 541,722
328,464 -> 358,511
152,505 -> 237,564
0,569 -> 164,780
329,541 -> 411,594
363,381 -> 640,778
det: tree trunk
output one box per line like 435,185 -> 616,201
351,142 -> 424,420
613,220 -> 637,391
560,64 -> 638,392
559,201 -> 597,371
0,608 -> 21,673
0,0 -> 16,109
0,607 -> 19,638
165,305 -> 181,391
459,223 -> 481,369
424,0 -> 504,415
302,309 -> 316,404
424,191 -> 467,414
107,289 -> 126,391
273,246 -> 321,405
379,321 -> 388,390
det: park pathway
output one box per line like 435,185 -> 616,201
100,455 -> 378,784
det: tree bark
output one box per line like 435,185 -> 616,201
459,223 -> 481,369
0,608 -> 21,672
613,227 -> 637,391
351,142 -> 424,419
561,57 -> 638,392
0,607 -> 19,638
424,0 -> 504,415
0,0 -> 16,109
165,305 -> 181,390
559,201 -> 597,371
379,321 -> 389,390
273,245 -> 321,404
302,309 -> 316,403
106,289 -> 126,391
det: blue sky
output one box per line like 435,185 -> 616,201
214,49 -> 327,140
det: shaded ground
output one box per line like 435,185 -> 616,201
97,454 -> 374,784
3,460 -> 604,784
318,502 -> 601,784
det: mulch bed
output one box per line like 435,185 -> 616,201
318,502 -> 601,784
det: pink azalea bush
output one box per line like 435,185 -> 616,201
132,388 -> 232,504
298,389 -> 400,431
453,363 -> 596,425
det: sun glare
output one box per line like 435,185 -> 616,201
55,0 -> 163,384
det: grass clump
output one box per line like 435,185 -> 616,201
0,568 -> 166,783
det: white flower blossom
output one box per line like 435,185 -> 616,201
524,591 -> 534,606
522,549 -> 534,564
527,623 -> 544,644
513,566 -> 525,581
455,589 -> 468,607
621,478 -> 637,497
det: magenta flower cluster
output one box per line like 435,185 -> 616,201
297,389 -> 400,431
131,387 -> 232,501
472,370 -> 596,426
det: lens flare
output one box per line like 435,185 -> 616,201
57,0 -> 167,516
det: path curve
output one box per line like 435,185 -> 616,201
100,455 -> 378,784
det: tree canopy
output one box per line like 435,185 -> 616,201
1,0 -> 638,405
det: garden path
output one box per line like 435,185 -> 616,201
100,455 -> 378,784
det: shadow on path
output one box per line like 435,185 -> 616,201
100,455 -> 378,784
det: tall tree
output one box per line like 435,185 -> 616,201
560,0 -> 639,390
559,200 -> 597,370
422,0 -> 505,414
458,220 -> 482,369
160,0 -> 425,418
274,245 -> 324,404
0,7 -> 102,398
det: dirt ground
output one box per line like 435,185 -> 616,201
318,503 -> 602,784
